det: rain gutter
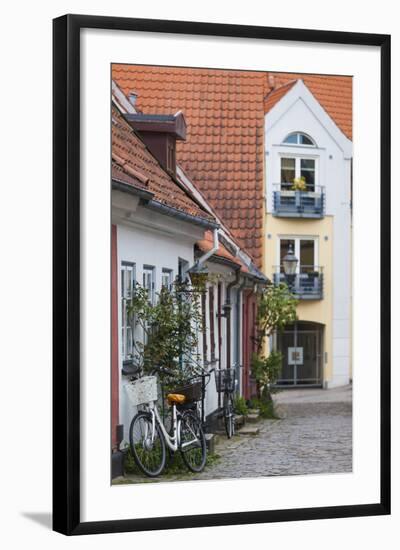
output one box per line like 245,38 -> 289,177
145,200 -> 219,230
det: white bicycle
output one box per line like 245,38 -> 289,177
127,366 -> 207,477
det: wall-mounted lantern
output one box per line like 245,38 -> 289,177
282,244 -> 298,290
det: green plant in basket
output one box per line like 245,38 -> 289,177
291,176 -> 307,191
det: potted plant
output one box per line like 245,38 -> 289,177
291,176 -> 307,191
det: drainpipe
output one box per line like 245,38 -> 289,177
196,228 -> 219,267
225,267 -> 241,372
236,277 -> 246,395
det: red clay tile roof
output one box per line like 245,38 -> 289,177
264,79 -> 298,114
266,73 -> 352,140
112,66 -> 352,265
113,65 -> 266,266
112,105 -> 215,224
196,231 -> 249,272
112,160 -> 148,191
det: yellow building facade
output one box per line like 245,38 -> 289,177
263,80 -> 352,388
264,214 -> 334,385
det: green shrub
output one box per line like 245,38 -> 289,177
233,395 -> 248,416
248,397 -> 279,419
251,350 -> 283,397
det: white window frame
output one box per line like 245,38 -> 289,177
142,265 -> 155,304
277,236 -> 319,273
121,262 -> 135,360
178,258 -> 190,283
279,154 -> 319,188
282,132 -> 316,147
161,268 -> 173,291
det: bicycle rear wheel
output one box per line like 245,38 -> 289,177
129,411 -> 166,477
223,393 -> 235,439
179,411 -> 207,472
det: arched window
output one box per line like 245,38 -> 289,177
283,132 -> 316,146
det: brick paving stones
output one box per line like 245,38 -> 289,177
116,387 -> 352,484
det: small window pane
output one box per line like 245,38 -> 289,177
283,132 -> 315,146
300,134 -> 314,145
121,269 -> 125,298
281,158 -> 296,169
125,270 -> 132,298
162,269 -> 173,290
301,159 -> 315,170
281,157 -> 295,185
300,159 -> 315,190
143,266 -> 155,304
300,240 -> 315,272
283,133 -> 298,144
121,262 -> 136,360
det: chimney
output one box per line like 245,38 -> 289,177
124,111 -> 187,177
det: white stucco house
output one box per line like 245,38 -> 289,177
263,79 -> 353,388
111,84 -> 267,477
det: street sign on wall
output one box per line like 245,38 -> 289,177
288,347 -> 303,365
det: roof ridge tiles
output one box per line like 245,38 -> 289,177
113,65 -> 352,265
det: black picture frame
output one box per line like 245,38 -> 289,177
53,14 -> 391,536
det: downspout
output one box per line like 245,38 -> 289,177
196,228 -> 219,267
236,277 -> 246,395
225,267 -> 241,373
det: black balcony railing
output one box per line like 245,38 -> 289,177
273,266 -> 324,300
273,183 -> 325,218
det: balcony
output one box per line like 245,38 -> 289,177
273,266 -> 324,300
273,183 -> 325,218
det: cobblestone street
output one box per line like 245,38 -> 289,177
117,386 -> 352,484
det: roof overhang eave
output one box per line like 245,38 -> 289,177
112,178 -> 218,229
112,178 -> 154,201
144,200 -> 219,230
203,253 -> 242,271
242,271 -> 270,285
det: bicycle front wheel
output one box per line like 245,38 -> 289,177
129,411 -> 166,477
223,393 -> 235,439
179,411 -> 207,473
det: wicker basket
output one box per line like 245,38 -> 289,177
125,376 -> 158,407
215,369 -> 235,393
172,379 -> 203,403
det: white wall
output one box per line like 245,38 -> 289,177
116,213 -> 199,443
265,83 -> 352,387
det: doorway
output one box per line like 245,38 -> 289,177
275,321 -> 324,387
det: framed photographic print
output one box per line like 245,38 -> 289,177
53,14 -> 391,535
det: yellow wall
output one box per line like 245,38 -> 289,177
263,213 -> 334,385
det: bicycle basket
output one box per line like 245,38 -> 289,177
125,376 -> 158,407
215,369 -> 235,393
171,378 -> 203,403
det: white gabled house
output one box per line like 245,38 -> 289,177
263,79 -> 353,388
111,85 -> 267,477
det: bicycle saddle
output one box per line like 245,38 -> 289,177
166,393 -> 186,405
